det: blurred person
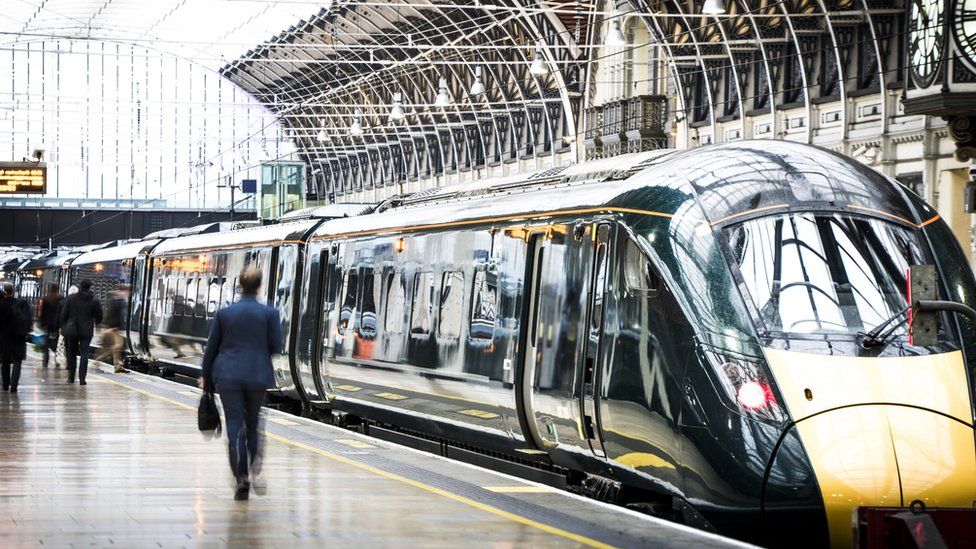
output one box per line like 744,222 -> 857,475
39,283 -> 64,368
97,284 -> 129,373
0,283 -> 31,393
200,266 -> 281,501
60,279 -> 103,385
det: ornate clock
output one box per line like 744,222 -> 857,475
908,0 -> 946,88
953,0 -> 976,70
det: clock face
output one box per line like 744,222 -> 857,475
954,0 -> 976,68
909,0 -> 946,88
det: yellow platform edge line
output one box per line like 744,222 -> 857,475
96,374 -> 614,549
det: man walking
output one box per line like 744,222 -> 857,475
200,267 -> 281,501
0,283 -> 31,393
60,279 -> 103,385
39,283 -> 64,368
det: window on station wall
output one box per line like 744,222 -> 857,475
384,271 -> 406,334
410,272 -> 434,336
438,271 -> 464,339
469,268 -> 498,340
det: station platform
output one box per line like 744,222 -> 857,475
0,352 -> 750,548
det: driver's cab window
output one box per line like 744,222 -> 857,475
624,238 -> 660,295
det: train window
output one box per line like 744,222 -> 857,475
358,268 -> 378,339
196,277 -> 208,318
410,272 -> 434,336
469,269 -> 497,340
174,278 -> 186,316
438,271 -> 464,339
384,272 -> 405,334
591,226 -> 610,332
624,239 -> 660,294
338,270 -> 359,335
207,277 -> 221,317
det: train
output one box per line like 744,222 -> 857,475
8,141 -> 976,548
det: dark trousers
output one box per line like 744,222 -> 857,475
64,336 -> 92,383
42,330 -> 59,368
1,359 -> 21,391
218,381 -> 266,481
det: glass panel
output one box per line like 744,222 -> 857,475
384,271 -> 405,334
469,269 -> 497,340
438,271 -> 464,339
338,270 -> 358,335
358,268 -> 378,339
726,213 -> 928,337
410,272 -> 433,336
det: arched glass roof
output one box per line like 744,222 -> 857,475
0,0 -> 320,69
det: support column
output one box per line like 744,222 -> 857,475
937,167 -> 974,264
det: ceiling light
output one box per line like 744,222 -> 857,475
390,92 -> 406,121
470,67 -> 486,96
316,128 -> 329,142
349,109 -> 364,136
529,47 -> 548,76
702,0 -> 726,14
605,17 -> 626,46
434,77 -> 451,107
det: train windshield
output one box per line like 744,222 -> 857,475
725,212 -> 928,337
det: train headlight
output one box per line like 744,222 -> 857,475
705,351 -> 787,425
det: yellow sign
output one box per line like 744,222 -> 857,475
0,162 -> 47,194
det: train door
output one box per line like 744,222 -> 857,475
520,233 -> 556,450
518,225 -> 597,454
581,222 -> 611,457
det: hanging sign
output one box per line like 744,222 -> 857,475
0,162 -> 47,194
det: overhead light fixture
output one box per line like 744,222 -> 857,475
605,16 -> 626,46
390,92 -> 406,121
349,109 -> 364,136
470,67 -> 486,96
316,118 -> 330,142
434,77 -> 451,107
529,47 -> 549,76
702,0 -> 726,14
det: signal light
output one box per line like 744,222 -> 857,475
737,381 -> 772,411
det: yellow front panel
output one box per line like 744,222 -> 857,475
887,406 -> 976,507
763,348 -> 972,423
794,407 -> 901,548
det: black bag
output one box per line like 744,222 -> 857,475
197,391 -> 222,439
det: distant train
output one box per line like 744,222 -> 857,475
11,141 -> 976,548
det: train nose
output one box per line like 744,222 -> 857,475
791,404 -> 976,547
761,348 -> 976,548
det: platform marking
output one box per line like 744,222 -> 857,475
269,417 -> 300,426
333,384 -> 362,392
96,374 -> 614,549
483,486 -> 554,494
335,438 -> 376,449
374,392 -> 408,401
457,409 -> 500,419
179,391 -> 198,397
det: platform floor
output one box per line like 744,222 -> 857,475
0,352 -> 749,548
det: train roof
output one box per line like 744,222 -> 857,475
152,219 -> 320,256
71,239 -> 162,266
18,248 -> 85,271
308,141 -> 934,241
278,203 -> 376,221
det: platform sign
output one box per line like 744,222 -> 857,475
241,179 -> 257,194
0,162 -> 47,194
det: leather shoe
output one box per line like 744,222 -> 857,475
234,481 -> 250,501
79,381 -> 87,386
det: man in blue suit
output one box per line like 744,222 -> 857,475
201,266 -> 282,501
